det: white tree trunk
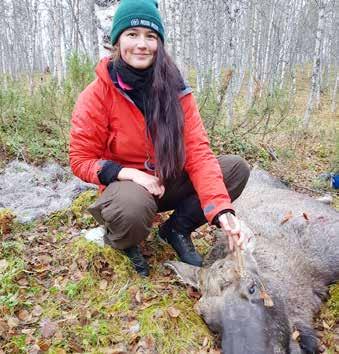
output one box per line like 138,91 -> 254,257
28,0 -> 38,94
303,1 -> 326,129
262,0 -> 277,88
247,1 -> 258,106
331,73 -> 338,113
52,0 -> 64,84
90,0 -> 99,61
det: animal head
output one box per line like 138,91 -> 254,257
165,240 -> 291,353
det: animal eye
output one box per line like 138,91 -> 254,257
248,284 -> 256,295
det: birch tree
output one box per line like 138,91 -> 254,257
303,0 -> 326,130
0,0 -> 337,122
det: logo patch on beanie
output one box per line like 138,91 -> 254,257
131,19 -> 140,26
130,18 -> 159,32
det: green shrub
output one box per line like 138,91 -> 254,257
0,53 -> 95,164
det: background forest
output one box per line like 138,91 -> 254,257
0,0 -> 338,353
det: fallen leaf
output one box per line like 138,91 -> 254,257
0,259 -> 8,272
17,277 -> 29,286
37,339 -> 50,351
32,305 -> 43,317
40,319 -> 58,338
38,254 -> 52,265
17,309 -> 30,321
7,316 -> 20,328
68,339 -> 83,352
21,328 -> 36,335
0,320 -> 9,336
167,306 -> 181,318
132,335 -> 156,353
280,211 -> 293,225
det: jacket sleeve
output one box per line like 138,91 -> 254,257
181,93 -> 234,224
69,79 -> 116,185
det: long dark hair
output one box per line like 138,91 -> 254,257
148,39 -> 185,183
111,38 -> 185,183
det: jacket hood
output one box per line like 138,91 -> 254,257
95,57 -> 113,86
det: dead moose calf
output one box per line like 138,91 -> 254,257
166,169 -> 339,354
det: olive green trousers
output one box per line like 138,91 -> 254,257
88,155 -> 250,250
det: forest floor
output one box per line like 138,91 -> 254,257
0,69 -> 338,353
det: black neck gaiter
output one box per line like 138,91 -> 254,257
114,58 -> 154,120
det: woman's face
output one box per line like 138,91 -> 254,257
119,27 -> 158,69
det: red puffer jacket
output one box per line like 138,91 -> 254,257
70,57 -> 234,223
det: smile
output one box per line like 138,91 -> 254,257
133,53 -> 150,57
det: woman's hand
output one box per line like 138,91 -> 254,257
218,213 -> 246,251
117,168 -> 165,198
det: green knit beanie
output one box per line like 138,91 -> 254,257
110,0 -> 165,44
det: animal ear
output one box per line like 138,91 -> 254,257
164,261 -> 201,289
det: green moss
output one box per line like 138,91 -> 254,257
46,209 -> 73,228
0,256 -> 25,308
6,334 -> 27,353
71,190 -> 98,227
71,238 -> 132,280
46,190 -> 98,228
64,274 -> 97,299
327,284 -> 339,318
138,292 -> 211,353
74,317 -> 126,351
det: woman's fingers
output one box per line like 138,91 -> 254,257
147,182 -> 165,197
219,213 -> 245,251
228,234 -> 235,251
226,213 -> 241,234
